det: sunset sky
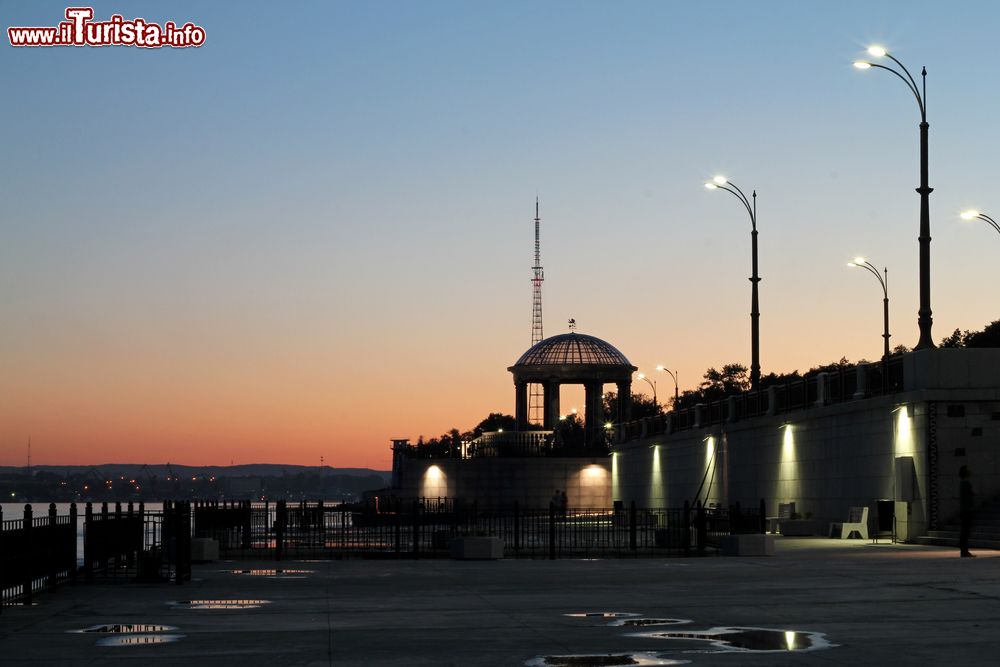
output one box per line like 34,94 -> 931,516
3,1 -> 1000,469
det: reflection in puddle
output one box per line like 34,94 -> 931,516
97,634 -> 184,647
228,569 -> 313,577
172,599 -> 271,610
75,624 -> 177,634
609,618 -> 690,628
525,652 -> 686,666
633,626 -> 834,652
565,612 -> 642,619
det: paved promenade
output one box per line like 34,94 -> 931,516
1,538 -> 997,666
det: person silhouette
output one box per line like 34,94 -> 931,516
959,465 -> 975,558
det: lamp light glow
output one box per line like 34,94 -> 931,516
637,373 -> 646,380
704,182 -> 717,190
854,256 -> 866,265
960,210 -> 980,220
867,45 -> 887,58
655,364 -> 664,371
847,262 -> 857,267
712,175 -> 728,185
853,61 -> 872,69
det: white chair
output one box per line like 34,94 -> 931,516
829,506 -> 869,539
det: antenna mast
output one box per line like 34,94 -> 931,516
529,198 -> 545,425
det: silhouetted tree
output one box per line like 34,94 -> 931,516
940,319 -> 1000,348
602,391 -> 662,423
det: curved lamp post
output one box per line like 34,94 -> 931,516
854,46 -> 934,350
705,175 -> 761,389
655,364 -> 680,407
848,257 -> 890,387
636,373 -> 657,406
960,209 -> 1000,236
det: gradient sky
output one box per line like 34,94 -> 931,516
3,1 -> 1000,469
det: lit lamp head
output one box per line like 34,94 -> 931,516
637,373 -> 646,380
853,61 -> 872,70
704,182 -> 718,190
854,256 -> 866,265
960,210 -> 980,220
867,45 -> 887,58
655,364 -> 665,371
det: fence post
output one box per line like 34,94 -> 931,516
176,501 -> 191,585
759,498 -> 767,534
47,503 -> 58,591
69,503 -> 78,584
243,501 -> 252,551
84,502 -> 93,581
394,505 -> 402,556
682,500 -> 691,556
412,500 -> 420,559
275,500 -> 286,562
548,502 -> 556,561
629,500 -> 637,553
696,501 -> 706,556
23,504 -> 33,605
513,501 -> 520,553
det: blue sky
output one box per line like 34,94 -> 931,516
3,1 -> 1000,465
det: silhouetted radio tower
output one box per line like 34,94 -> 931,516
529,198 -> 544,424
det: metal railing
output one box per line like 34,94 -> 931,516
1,501 -> 191,610
190,498 -> 766,560
619,357 -> 905,442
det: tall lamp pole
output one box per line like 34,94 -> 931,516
636,373 -> 657,407
854,46 -> 934,350
848,257 -> 891,387
960,209 -> 1000,236
655,365 -> 679,407
705,175 -> 761,389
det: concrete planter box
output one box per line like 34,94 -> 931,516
778,519 -> 819,536
720,534 -> 775,556
448,536 -> 504,560
191,537 -> 219,562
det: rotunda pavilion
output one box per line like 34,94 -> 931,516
508,332 -> 638,446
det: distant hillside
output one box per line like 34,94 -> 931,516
0,463 -> 391,483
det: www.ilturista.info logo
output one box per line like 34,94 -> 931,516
8,7 -> 206,48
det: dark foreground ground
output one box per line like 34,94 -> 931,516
1,538 -> 998,666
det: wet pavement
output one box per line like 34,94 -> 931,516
0,538 -> 997,665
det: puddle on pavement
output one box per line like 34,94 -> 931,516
96,634 -> 184,647
171,599 -> 271,610
634,627 -> 834,652
74,624 -> 178,634
228,569 -> 313,577
565,612 -> 642,619
609,618 -> 690,628
525,652 -> 686,666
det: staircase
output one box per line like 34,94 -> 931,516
913,501 -> 1000,550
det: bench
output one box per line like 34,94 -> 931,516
766,502 -> 795,534
829,506 -> 869,539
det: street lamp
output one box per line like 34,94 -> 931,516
636,373 -> 657,406
854,45 -> 934,350
847,257 -> 891,387
704,175 -> 761,389
960,210 -> 1000,236
655,364 -> 680,407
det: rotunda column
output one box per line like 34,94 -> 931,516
616,380 -> 632,425
584,381 -> 603,447
543,380 -> 561,429
515,380 -> 529,430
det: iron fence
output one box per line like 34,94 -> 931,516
190,498 -> 765,560
0,503 -> 76,610
1,501 -> 191,610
